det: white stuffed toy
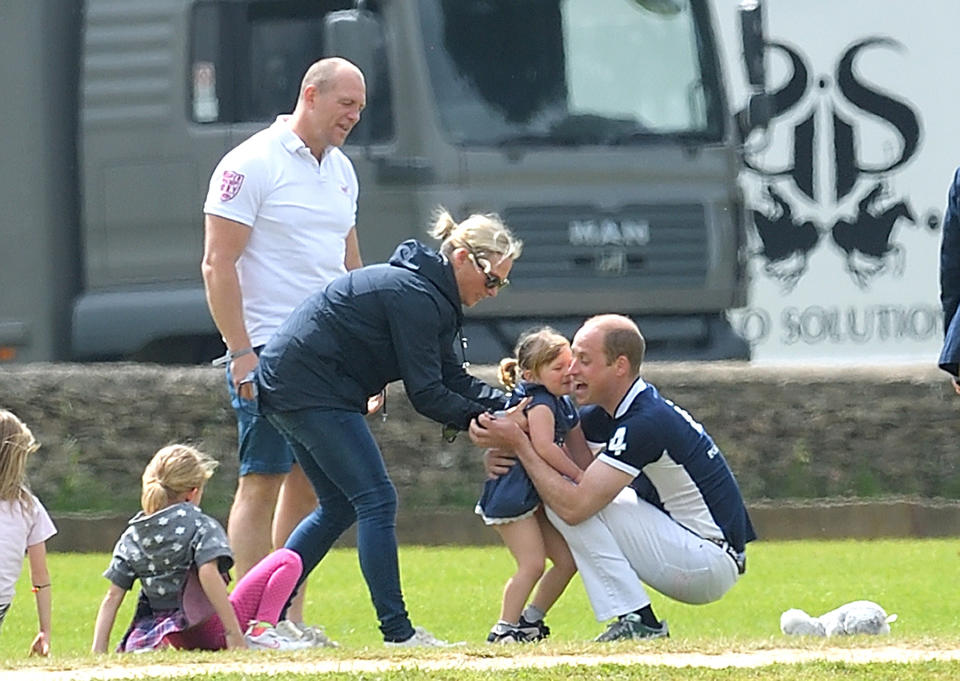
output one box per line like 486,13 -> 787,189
780,600 -> 897,636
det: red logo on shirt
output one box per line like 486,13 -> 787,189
219,170 -> 245,201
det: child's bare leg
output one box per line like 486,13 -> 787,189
495,516 -> 546,624
528,510 -> 577,615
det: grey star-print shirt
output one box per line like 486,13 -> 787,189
103,502 -> 234,611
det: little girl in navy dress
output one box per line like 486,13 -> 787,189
92,444 -> 309,653
476,327 -> 591,643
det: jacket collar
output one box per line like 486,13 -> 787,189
388,240 -> 463,324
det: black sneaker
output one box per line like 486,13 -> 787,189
518,615 -> 550,641
486,625 -> 535,644
595,614 -> 669,642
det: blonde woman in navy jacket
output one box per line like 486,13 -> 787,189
257,209 -> 521,646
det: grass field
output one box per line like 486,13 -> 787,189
0,539 -> 958,679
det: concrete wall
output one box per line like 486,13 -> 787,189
3,361 -> 959,551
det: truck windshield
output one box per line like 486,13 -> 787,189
417,0 -> 724,147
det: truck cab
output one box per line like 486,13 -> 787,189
2,0 -> 764,363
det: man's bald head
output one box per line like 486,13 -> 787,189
299,57 -> 365,98
582,314 -> 645,374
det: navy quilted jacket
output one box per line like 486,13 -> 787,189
257,239 -> 506,430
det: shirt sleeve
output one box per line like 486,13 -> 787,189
439,353 -> 507,416
202,149 -> 267,228
192,515 -> 234,574
596,414 -> 663,477
26,496 -> 57,547
524,389 -> 555,413
103,536 -> 138,591
579,404 -> 613,451
386,289 -> 498,429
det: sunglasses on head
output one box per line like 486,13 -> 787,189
466,248 -> 510,290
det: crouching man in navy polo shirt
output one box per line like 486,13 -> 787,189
470,314 -> 755,642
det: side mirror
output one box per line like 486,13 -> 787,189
631,0 -> 684,16
737,0 -> 771,132
323,9 -> 384,145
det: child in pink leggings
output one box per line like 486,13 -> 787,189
92,445 -> 310,653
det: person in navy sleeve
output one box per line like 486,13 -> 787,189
938,167 -> 960,392
470,314 -> 755,642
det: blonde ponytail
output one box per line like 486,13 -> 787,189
497,358 -> 521,391
141,444 -> 218,514
428,208 -> 458,242
427,206 -> 523,263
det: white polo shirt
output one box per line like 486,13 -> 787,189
203,117 -> 359,347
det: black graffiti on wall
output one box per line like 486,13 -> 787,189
741,37 -> 928,291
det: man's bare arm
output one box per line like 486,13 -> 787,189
201,214 -> 257,392
563,424 -> 596,471
343,226 -> 363,270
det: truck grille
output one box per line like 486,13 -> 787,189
503,204 -> 708,289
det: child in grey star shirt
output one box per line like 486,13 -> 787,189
92,444 -> 308,653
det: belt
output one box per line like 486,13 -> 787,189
708,537 -> 746,575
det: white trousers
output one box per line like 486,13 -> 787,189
546,488 -> 740,622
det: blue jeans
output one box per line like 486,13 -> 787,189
266,407 -> 414,642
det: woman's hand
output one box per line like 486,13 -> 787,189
367,387 -> 387,414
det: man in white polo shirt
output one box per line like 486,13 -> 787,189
201,57 -> 368,646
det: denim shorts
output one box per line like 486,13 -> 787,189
226,358 -> 295,476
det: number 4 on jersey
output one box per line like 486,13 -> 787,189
607,426 -> 628,457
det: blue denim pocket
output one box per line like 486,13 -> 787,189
225,362 -> 260,417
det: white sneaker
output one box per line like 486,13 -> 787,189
385,626 -> 463,648
276,619 -> 339,648
244,621 -> 312,651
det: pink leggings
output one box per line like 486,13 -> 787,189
167,548 -> 302,650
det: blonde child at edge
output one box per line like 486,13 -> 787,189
475,327 -> 593,643
0,409 -> 55,656
92,444 -> 309,653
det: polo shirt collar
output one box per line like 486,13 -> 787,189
271,115 -> 330,162
614,376 -> 648,419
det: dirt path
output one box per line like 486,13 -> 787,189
4,646 -> 960,681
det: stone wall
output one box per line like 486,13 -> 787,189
3,361 -> 959,549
